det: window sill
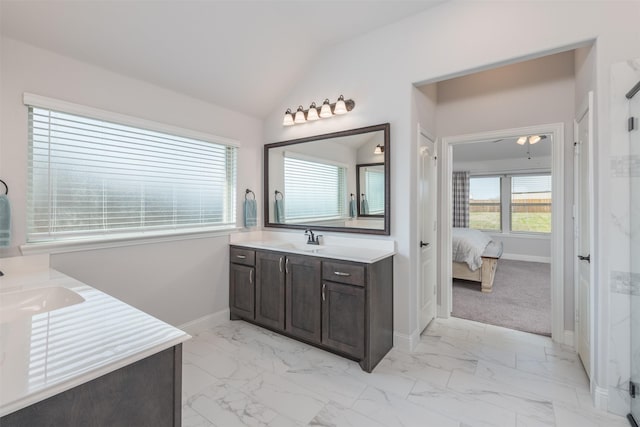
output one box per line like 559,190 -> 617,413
21,226 -> 242,255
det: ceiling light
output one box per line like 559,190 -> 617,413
528,135 -> 541,144
374,144 -> 384,154
282,108 -> 294,126
319,99 -> 332,118
294,105 -> 306,124
516,136 -> 527,145
307,102 -> 319,121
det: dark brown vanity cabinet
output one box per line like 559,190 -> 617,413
229,247 -> 256,320
229,245 -> 393,372
255,251 -> 286,330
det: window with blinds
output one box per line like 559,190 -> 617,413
511,174 -> 552,233
363,167 -> 385,215
283,156 -> 346,221
27,106 -> 237,242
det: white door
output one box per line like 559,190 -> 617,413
419,131 -> 438,333
574,91 -> 594,378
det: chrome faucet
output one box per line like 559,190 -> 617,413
305,229 -> 321,245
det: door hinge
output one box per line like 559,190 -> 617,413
631,381 -> 637,398
629,117 -> 636,132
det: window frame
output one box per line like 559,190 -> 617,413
508,173 -> 552,235
22,93 -> 241,250
468,172 -> 552,236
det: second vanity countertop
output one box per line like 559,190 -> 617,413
0,262 -> 190,417
230,240 -> 396,264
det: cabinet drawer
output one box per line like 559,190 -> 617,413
322,261 -> 365,287
230,247 -> 256,266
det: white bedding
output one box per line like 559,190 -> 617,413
452,227 -> 492,271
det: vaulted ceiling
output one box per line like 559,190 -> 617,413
0,1 -> 444,117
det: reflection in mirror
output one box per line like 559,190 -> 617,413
264,123 -> 389,235
357,163 -> 384,216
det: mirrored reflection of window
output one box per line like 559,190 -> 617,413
364,167 -> 384,215
511,174 -> 552,233
284,156 -> 346,221
469,176 -> 501,231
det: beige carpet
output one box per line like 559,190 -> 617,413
451,259 -> 551,336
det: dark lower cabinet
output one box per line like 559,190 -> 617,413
286,255 -> 322,344
230,263 -> 255,320
229,245 -> 393,372
255,251 -> 286,330
0,345 -> 182,427
322,281 -> 365,359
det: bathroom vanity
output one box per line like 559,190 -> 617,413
0,255 -> 189,426
229,240 -> 394,372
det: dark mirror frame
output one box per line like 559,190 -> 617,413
356,163 -> 385,218
263,123 -> 390,235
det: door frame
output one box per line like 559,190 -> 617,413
573,91 -> 595,380
439,123 -> 565,343
417,125 -> 438,333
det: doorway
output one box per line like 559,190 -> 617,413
441,123 -> 565,341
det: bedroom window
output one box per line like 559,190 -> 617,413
283,155 -> 347,221
510,174 -> 552,233
469,176 -> 501,231
27,103 -> 238,243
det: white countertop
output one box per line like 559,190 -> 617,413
0,260 -> 190,417
231,240 -> 396,263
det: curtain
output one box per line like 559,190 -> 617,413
452,171 -> 470,228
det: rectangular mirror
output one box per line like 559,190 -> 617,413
264,123 -> 390,235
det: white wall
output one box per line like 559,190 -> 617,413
0,36 -> 263,326
262,0 -> 640,413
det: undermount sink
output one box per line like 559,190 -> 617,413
258,241 -> 320,252
0,286 -> 85,323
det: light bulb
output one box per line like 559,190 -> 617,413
334,95 -> 347,115
529,135 -> 541,144
282,108 -> 294,126
294,105 -> 306,124
319,99 -> 332,118
374,145 -> 384,154
516,136 -> 527,145
307,102 -> 319,121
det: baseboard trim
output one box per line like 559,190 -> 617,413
394,328 -> 421,352
501,253 -> 551,263
178,308 -> 230,335
594,385 -> 609,412
563,330 -> 575,347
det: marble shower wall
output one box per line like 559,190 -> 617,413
608,58 -> 640,416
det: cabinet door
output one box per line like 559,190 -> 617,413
322,281 -> 365,359
229,264 -> 255,319
285,255 -> 322,344
255,251 -> 286,330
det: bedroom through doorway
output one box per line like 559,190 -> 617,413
449,137 -> 553,336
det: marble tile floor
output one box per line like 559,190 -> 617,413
182,316 -> 628,427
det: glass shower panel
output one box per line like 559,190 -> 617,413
630,82 -> 640,426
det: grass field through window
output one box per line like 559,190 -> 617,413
469,212 -> 551,233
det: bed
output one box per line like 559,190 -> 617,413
452,227 -> 503,293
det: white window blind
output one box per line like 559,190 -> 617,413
27,106 -> 237,242
511,174 -> 551,233
283,156 -> 346,221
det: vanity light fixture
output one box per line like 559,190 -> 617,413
319,99 -> 333,118
282,95 -> 355,126
283,108 -> 294,126
307,102 -> 319,121
294,105 -> 306,124
374,144 -> 384,154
